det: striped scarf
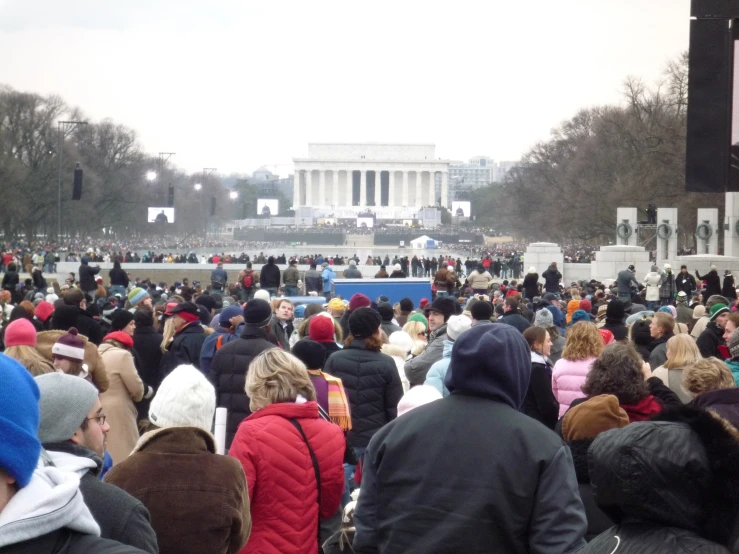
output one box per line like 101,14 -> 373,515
307,370 -> 352,431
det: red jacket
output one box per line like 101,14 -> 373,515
229,401 -> 345,554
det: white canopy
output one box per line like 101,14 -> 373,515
410,235 -> 437,249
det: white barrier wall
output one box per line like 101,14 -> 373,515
523,243 -> 564,281
726,193 -> 739,257
696,208 -> 719,255
590,245 -> 651,283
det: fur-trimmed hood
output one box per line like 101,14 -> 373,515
588,405 -> 739,546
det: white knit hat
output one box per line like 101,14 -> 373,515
253,289 -> 271,302
446,314 -> 472,341
388,330 -> 414,354
149,365 -> 216,432
397,385 -> 442,416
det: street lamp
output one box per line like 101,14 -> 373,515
194,183 -> 202,191
146,170 -> 157,182
229,191 -> 238,200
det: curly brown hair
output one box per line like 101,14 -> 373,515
562,321 -> 603,361
344,333 -> 383,352
582,343 -> 649,405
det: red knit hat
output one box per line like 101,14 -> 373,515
309,314 -> 335,343
34,301 -> 54,323
348,293 -> 371,311
4,319 -> 37,347
52,328 -> 85,363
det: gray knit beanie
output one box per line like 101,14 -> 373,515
730,328 -> 739,359
534,308 -> 554,328
35,373 -> 99,443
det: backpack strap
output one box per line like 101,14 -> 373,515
289,418 -> 321,548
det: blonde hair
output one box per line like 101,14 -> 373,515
570,288 -> 581,300
562,322 -> 603,361
4,346 -> 55,376
664,334 -> 701,369
682,357 -> 736,395
652,312 -> 675,335
160,317 -> 177,353
246,350 -> 316,412
403,321 -> 427,340
299,315 -> 343,344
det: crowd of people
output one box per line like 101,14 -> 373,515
4,250 -> 739,552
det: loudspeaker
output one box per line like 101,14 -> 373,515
210,196 -> 216,216
167,184 -> 174,207
72,164 -> 83,200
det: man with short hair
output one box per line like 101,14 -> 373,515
209,299 -> 277,448
0,356 -> 144,553
499,297 -> 531,333
63,288 -> 104,345
354,324 -> 587,552
272,298 -> 294,351
470,301 -> 494,324
35,373 -> 158,553
396,298 -> 414,327
236,262 -> 256,302
259,256 -> 281,297
616,264 -> 638,304
404,297 -> 456,386
283,259 -> 300,297
210,262 -> 228,293
304,262 -> 323,295
648,312 -> 676,370
675,264 -> 697,297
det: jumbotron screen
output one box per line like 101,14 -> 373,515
357,217 -> 374,228
257,199 -> 278,216
147,207 -> 175,223
451,201 -> 471,218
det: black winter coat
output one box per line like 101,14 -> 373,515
158,323 -> 206,379
566,439 -> 614,542
722,275 -> 737,300
78,263 -> 101,292
208,326 -> 276,449
75,309 -> 104,346
271,316 -> 294,352
1,530 -> 146,553
522,273 -> 539,300
133,324 -> 163,421
521,360 -> 559,429
42,443 -> 158,553
697,269 -> 722,299
696,322 -> 725,359
675,271 -> 697,296
323,339 -> 403,448
600,320 -> 628,342
542,267 -> 562,293
109,267 -> 129,287
259,263 -> 281,289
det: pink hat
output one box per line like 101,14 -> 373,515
4,319 -> 37,347
34,301 -> 54,323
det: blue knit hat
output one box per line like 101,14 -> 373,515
570,310 -> 590,325
128,287 -> 150,307
0,354 -> 41,487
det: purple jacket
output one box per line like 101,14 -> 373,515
689,387 -> 739,429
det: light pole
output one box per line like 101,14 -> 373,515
202,168 -> 217,246
57,120 -> 88,239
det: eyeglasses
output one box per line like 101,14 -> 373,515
86,414 -> 106,426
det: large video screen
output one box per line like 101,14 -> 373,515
357,217 -> 374,228
148,207 -> 175,223
451,201 -> 471,218
257,199 -> 279,216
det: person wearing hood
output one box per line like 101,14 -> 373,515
404,297 -> 457,386
468,264 -> 493,296
108,260 -> 129,298
648,312 -> 676,370
579,405 -> 739,553
424,315 -> 472,398
0,356 -> 144,553
561,395 -> 628,541
35,373 -> 158,553
696,265 -> 722,299
389,263 -> 406,278
722,270 -> 737,300
522,267 -> 539,300
78,256 -> 102,300
352,324 -> 588,553
682,357 -> 739,428
158,302 -> 207,378
542,261 -> 562,295
643,264 -> 664,311
259,256 -> 281,297
659,264 -> 676,307
545,302 -> 567,334
105,365 -> 251,554
696,303 -> 730,359
63,288 -> 105,346
616,265 -> 638,304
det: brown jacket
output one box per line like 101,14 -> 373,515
99,340 -> 144,465
105,426 -> 251,554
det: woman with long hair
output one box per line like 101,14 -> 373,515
651,334 -> 702,403
521,326 -> 559,429
229,349 -> 345,554
2,318 -> 54,376
551,321 -> 603,417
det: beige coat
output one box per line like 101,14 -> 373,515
98,341 -> 144,465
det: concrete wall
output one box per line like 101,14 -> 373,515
562,263 -> 592,284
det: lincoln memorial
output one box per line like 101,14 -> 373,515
293,143 -> 449,219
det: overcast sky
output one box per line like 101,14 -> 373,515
0,0 -> 690,176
